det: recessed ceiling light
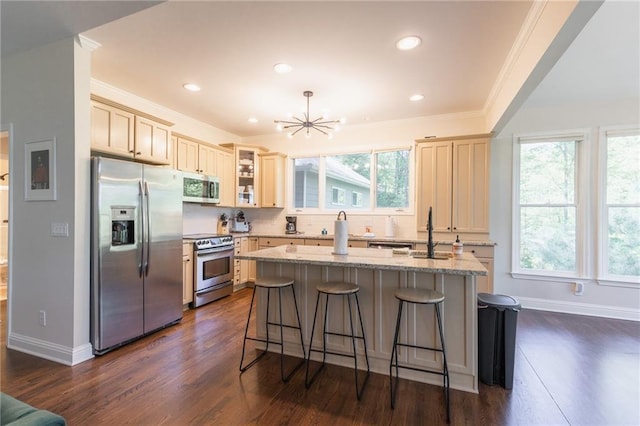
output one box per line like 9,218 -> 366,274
396,35 -> 422,51
410,94 -> 425,102
183,83 -> 201,92
248,117 -> 258,124
274,63 -> 292,74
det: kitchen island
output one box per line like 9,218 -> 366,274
235,245 -> 487,393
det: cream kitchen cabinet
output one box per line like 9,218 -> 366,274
182,242 -> 194,306
221,144 -> 267,208
197,144 -> 219,176
91,100 -> 135,158
416,134 -> 490,235
304,238 -> 333,247
247,237 -> 258,284
234,237 -> 249,289
134,116 -> 172,165
216,149 -> 235,207
235,236 -> 259,288
259,152 -> 287,208
348,240 -> 368,248
258,237 -> 301,248
175,136 -> 199,173
90,96 -> 173,165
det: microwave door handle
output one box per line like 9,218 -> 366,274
138,180 -> 145,278
144,181 -> 151,276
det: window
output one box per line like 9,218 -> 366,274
600,128 -> 640,282
352,191 -> 362,207
514,134 -> 583,276
331,187 -> 345,205
291,148 -> 411,213
293,157 -> 319,208
376,149 -> 410,208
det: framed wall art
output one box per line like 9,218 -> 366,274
25,138 -> 56,201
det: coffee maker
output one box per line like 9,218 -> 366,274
285,216 -> 297,234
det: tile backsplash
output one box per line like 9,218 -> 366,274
183,204 -> 417,238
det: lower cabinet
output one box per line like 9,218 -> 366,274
235,236 -> 259,289
304,238 -> 333,246
182,243 -> 193,306
247,237 -> 258,284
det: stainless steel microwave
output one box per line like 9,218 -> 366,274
182,172 -> 220,204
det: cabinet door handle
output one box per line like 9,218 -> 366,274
447,227 -> 451,230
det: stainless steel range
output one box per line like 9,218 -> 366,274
184,234 -> 234,307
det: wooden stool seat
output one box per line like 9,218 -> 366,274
255,276 -> 295,288
395,288 -> 444,304
316,281 -> 359,295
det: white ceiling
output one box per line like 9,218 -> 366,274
81,1 -> 533,137
3,2 -> 637,139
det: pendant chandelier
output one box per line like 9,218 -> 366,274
274,91 -> 344,138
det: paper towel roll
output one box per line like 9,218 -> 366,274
333,220 -> 349,255
385,216 -> 395,237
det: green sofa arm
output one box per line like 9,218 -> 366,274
1,393 -> 66,426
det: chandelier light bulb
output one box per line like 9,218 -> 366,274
276,123 -> 283,132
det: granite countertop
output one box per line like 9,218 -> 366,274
235,245 -> 488,276
231,232 -> 495,246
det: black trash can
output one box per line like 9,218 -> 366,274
477,293 -> 521,389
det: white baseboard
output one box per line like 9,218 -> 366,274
8,332 -> 94,366
518,296 -> 640,321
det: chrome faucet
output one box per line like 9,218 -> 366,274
427,206 -> 435,259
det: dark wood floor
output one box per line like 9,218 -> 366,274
1,288 -> 638,425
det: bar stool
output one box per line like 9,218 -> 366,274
239,276 -> 305,382
389,287 -> 450,423
305,281 -> 370,400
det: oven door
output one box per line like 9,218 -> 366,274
193,246 -> 233,307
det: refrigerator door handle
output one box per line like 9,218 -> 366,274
138,180 -> 145,278
144,181 -> 151,276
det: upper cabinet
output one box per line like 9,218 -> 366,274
91,101 -> 135,157
90,96 -> 173,166
416,134 -> 491,235
134,116 -> 172,165
175,136 -> 199,173
259,152 -> 286,208
221,143 -> 287,208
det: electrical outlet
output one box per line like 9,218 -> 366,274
573,282 -> 584,296
39,310 -> 46,326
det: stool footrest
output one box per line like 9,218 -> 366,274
308,347 -> 364,360
323,330 -> 366,340
395,342 -> 444,354
266,321 -> 303,331
390,362 -> 447,377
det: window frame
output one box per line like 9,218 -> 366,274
331,186 -> 346,206
511,130 -> 589,281
289,146 -> 414,215
597,126 -> 640,287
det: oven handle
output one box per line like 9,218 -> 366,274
196,246 -> 234,256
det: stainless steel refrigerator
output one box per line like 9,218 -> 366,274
91,157 -> 183,354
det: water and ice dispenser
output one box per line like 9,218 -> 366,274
111,207 -> 135,245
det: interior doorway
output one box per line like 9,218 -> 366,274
0,129 -> 9,301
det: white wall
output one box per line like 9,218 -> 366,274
1,36 -> 94,364
492,97 -> 640,320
